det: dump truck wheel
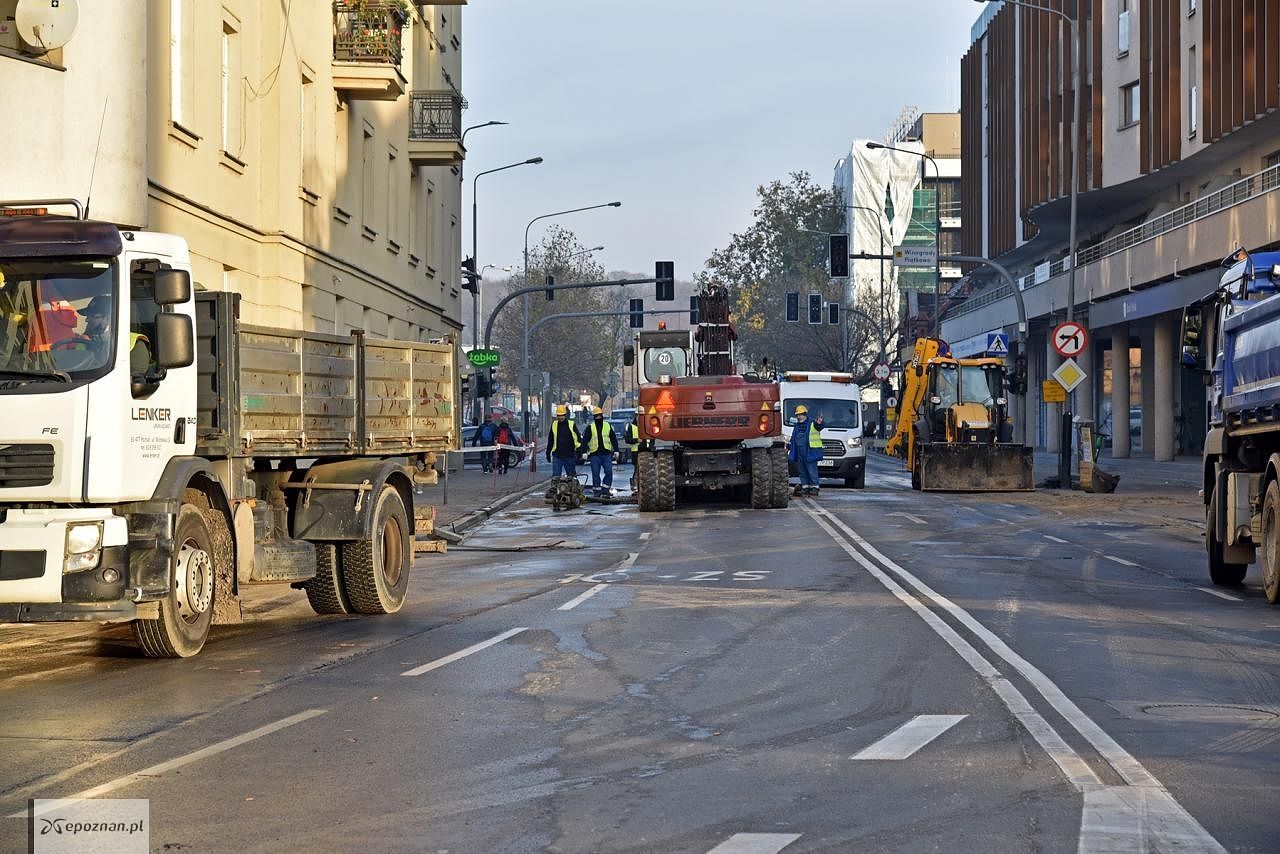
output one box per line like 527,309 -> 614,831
655,451 -> 677,511
750,448 -> 771,509
1206,483 -> 1247,587
303,543 -> 352,615
133,502 -> 216,658
768,447 -> 790,508
341,485 -> 411,615
1262,482 -> 1280,604
636,452 -> 658,511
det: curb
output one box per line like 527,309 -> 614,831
443,475 -> 550,535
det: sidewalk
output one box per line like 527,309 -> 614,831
1033,450 -> 1202,492
415,458 -> 548,530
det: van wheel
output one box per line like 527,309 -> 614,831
341,486 -> 411,615
133,503 -> 215,658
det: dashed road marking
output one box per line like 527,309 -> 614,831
558,583 -> 609,611
1043,535 -> 1069,544
706,833 -> 802,854
401,628 -> 528,677
1195,586 -> 1243,602
557,574 -> 583,584
887,511 -> 927,524
15,709 -> 328,816
1104,555 -> 1139,567
639,532 -> 652,540
852,714 -> 967,760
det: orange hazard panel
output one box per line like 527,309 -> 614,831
655,389 -> 676,411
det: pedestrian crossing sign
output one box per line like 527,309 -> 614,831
986,333 -> 1009,356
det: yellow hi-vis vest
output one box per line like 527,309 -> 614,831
625,422 -> 639,451
807,421 -> 823,449
549,421 -> 579,455
585,420 -> 616,455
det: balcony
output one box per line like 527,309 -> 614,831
407,91 -> 466,166
332,1 -> 407,101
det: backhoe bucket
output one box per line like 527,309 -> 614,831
918,443 -> 1035,492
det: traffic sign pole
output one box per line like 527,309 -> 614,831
1051,321 -> 1089,490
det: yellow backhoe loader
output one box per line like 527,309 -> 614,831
886,338 -> 1034,491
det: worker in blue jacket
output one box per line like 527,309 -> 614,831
789,404 -> 825,497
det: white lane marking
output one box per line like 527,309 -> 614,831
1080,785 -> 1228,853
1104,555 -> 1140,567
888,512 -> 927,525
639,532 -> 652,540
619,551 -> 640,570
705,833 -> 802,854
401,627 -> 528,676
1195,586 -> 1243,602
17,709 -> 327,817
939,555 -> 1026,561
852,714 -> 967,760
557,574 -> 583,584
802,503 -> 1225,853
1043,535 -> 1069,544
558,583 -> 609,611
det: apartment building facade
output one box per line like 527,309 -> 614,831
945,0 -> 1280,459
1,0 -> 467,341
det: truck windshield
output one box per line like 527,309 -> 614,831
0,260 -> 116,384
784,398 -> 859,428
959,365 -> 1001,406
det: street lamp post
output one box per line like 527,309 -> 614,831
471,156 -> 544,350
865,142 -> 942,340
976,0 -> 1081,488
520,202 -> 622,437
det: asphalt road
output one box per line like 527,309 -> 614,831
1,458 -> 1278,852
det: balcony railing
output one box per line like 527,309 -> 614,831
333,1 -> 405,68
410,91 -> 465,141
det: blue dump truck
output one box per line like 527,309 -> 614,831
1203,249 -> 1280,603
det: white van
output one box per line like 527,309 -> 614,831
779,371 -> 865,488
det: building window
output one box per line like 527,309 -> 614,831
361,128 -> 376,238
1265,150 -> 1280,169
170,0 -> 195,131
1120,81 -> 1140,128
220,18 -> 242,160
1117,0 -> 1130,56
1187,46 -> 1197,138
300,68 -> 317,196
387,148 -> 400,253
1188,0 -> 1196,15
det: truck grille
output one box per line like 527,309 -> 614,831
822,439 -> 846,458
0,444 -> 55,488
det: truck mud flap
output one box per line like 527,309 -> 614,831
919,443 -> 1035,492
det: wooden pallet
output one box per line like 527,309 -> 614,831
414,538 -> 447,554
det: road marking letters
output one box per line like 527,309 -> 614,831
852,714 -> 967,760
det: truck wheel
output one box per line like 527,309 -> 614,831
1263,482 -> 1280,604
1206,483 -> 1247,587
750,448 -> 771,509
341,485 -> 411,615
302,544 -> 352,615
768,447 -> 790,508
846,468 -> 866,489
655,451 -> 677,511
132,503 -> 216,658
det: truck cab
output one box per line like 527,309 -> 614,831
779,372 -> 865,488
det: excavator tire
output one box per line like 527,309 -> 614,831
910,442 -> 922,491
767,447 -> 789,508
635,451 -> 657,512
750,448 -> 771,509
655,451 -> 677,511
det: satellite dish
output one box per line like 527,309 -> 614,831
15,0 -> 79,53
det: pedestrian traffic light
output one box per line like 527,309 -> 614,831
461,256 -> 478,293
829,234 -> 849,278
828,302 -> 840,325
629,298 -> 644,329
689,295 -> 700,325
460,371 -> 472,396
545,274 -> 554,301
474,367 -> 491,397
786,292 -> 799,323
808,293 -> 822,325
655,260 -> 675,301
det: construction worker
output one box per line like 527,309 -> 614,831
788,404 -> 825,497
582,406 -> 618,497
624,418 -> 640,464
545,404 -> 580,477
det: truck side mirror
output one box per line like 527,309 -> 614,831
154,313 -> 195,368
623,345 -> 635,367
154,269 -> 192,306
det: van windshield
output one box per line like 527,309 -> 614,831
784,398 -> 860,428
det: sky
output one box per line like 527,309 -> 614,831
462,0 -> 981,282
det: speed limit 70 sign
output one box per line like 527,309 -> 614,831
1052,321 -> 1088,358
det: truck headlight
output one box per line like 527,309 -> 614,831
847,437 -> 862,449
64,522 -> 103,574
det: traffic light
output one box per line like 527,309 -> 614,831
829,234 -> 850,278
689,295 -> 700,325
461,257 -> 478,293
808,293 -> 822,325
786,292 -> 799,323
474,367 -> 491,398
460,371 -> 472,396
828,302 -> 840,325
655,260 -> 675,301
489,367 -> 499,394
545,273 -> 555,301
629,298 -> 644,329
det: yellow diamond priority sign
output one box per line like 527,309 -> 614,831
1052,357 -> 1087,393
